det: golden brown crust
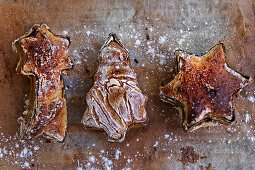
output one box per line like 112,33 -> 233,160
160,43 -> 251,131
82,33 -> 148,142
13,23 -> 73,142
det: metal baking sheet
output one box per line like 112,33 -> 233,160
0,0 -> 254,169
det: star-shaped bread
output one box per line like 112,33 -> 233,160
160,43 -> 251,131
82,33 -> 148,142
13,23 -> 73,142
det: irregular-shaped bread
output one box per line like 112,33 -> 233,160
82,33 -> 148,142
13,23 -> 73,142
160,43 -> 251,131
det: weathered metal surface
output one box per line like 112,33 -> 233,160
0,0 -> 254,169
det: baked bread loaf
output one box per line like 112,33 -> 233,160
82,33 -> 148,142
13,23 -> 73,142
160,43 -> 251,131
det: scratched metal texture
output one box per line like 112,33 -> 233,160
0,0 -> 254,169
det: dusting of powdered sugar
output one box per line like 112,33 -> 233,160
50,1 -> 255,169
0,129 -> 42,169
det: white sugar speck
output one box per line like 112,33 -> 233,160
164,134 -> 170,139
19,147 -> 32,158
62,30 -> 68,35
25,99 -> 29,106
76,160 -> 83,170
127,159 -> 132,163
153,141 -> 159,148
20,147 -> 28,157
115,149 -> 121,160
102,157 -> 113,170
135,39 -> 141,46
86,30 -> 91,36
157,54 -> 167,65
89,156 -> 96,163
250,136 -> 255,142
178,38 -> 185,45
33,146 -> 40,151
22,161 -> 30,168
158,36 -> 166,44
122,168 -> 131,170
146,46 -> 155,56
248,96 -> 255,103
245,113 -> 251,123
22,110 -> 28,115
